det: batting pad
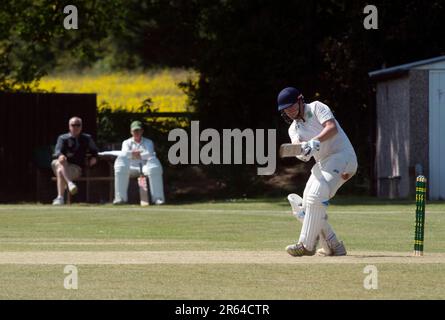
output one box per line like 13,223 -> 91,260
318,229 -> 332,255
287,193 -> 304,222
299,175 -> 331,251
299,201 -> 327,251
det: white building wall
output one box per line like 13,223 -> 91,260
429,71 -> 445,200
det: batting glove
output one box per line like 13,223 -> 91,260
296,154 -> 312,162
301,139 -> 320,157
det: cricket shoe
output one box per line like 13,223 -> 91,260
68,182 -> 78,195
52,196 -> 64,205
286,242 -> 315,257
316,241 -> 347,256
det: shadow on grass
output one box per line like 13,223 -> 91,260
166,195 -> 419,206
9,194 -> 443,207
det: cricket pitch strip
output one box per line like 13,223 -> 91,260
0,251 -> 444,265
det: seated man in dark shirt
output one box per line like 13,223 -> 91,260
52,117 -> 99,205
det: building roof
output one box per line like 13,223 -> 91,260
369,55 -> 445,80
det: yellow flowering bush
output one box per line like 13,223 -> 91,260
38,69 -> 198,112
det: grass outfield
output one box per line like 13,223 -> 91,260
0,198 -> 444,299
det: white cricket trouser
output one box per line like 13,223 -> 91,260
299,151 -> 357,251
114,155 -> 165,203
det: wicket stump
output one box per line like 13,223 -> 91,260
414,175 -> 427,256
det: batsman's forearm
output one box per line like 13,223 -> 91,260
314,122 -> 337,142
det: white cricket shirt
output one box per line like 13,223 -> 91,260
288,101 -> 355,162
121,137 -> 157,167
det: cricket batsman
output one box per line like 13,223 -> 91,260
277,87 -> 358,257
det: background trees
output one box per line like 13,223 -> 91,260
2,0 -> 444,195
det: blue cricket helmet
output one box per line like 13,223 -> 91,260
277,87 -> 301,111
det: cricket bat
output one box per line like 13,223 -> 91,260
279,143 -> 304,158
138,163 -> 150,206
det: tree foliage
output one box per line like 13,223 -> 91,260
0,0 -> 125,90
2,0 -> 445,195
180,0 -> 445,191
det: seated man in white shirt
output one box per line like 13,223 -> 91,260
113,121 -> 165,205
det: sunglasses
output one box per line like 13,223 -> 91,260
70,123 -> 82,127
